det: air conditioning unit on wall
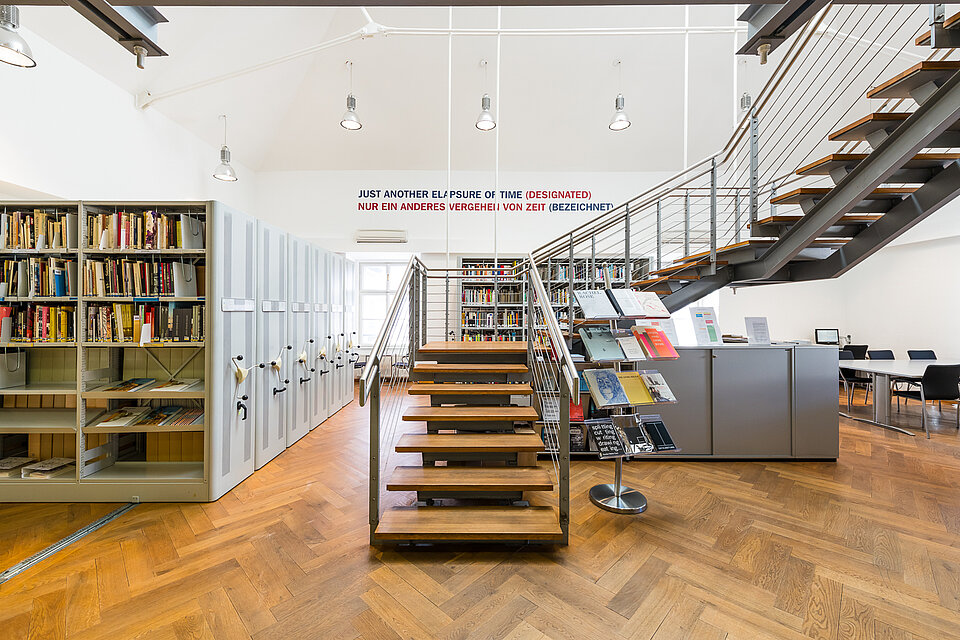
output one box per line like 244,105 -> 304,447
355,229 -> 408,244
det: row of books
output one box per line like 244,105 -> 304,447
462,288 -> 494,304
462,332 -> 523,342
581,368 -> 676,408
550,290 -> 569,305
1,258 -> 78,298
0,456 -> 75,479
545,264 -> 627,282
86,211 -> 205,250
86,303 -> 204,343
83,259 -> 202,298
579,325 -> 678,361
462,310 -> 524,328
92,378 -> 201,393
0,305 -> 75,343
91,405 -> 204,428
461,260 -> 520,277
0,211 -> 79,250
574,288 -> 670,319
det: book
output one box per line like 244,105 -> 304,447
606,288 -> 647,317
149,378 -> 200,392
573,289 -> 618,319
612,415 -> 656,455
582,368 -> 630,408
0,456 -> 36,477
638,371 -> 677,403
100,378 -> 156,392
633,327 -> 679,359
616,334 -> 646,361
135,405 -> 187,426
93,406 -> 153,428
638,414 -> 678,451
570,400 -> 584,422
21,457 -> 75,479
615,371 -> 655,405
633,292 -> 671,319
578,327 -> 625,362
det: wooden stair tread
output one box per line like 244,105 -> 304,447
396,432 -> 545,452
916,12 -> 960,46
650,259 -> 728,276
386,465 -> 554,491
403,406 -> 539,421
631,274 -> 698,288
412,363 -> 529,374
867,61 -> 960,99
407,383 -> 533,396
419,341 -> 528,354
675,238 -> 851,263
375,506 -> 562,541
770,187 -> 917,205
828,112 -> 960,141
797,153 -> 960,175
755,214 -> 882,225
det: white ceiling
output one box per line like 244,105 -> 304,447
20,5 -> 761,173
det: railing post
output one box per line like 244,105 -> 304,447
493,259 -> 500,341
444,270 -> 450,341
623,204 -> 631,288
656,200 -> 662,271
770,180 -> 778,219
684,192 -> 691,257
546,258 -> 552,307
409,273 -> 418,366
590,236 -> 596,289
421,270 -> 427,346
750,107 -> 759,225
559,373 -> 570,545
709,157 -> 718,275
527,263 -> 535,349
369,367 -> 380,544
734,191 -> 741,243
567,232 -> 574,349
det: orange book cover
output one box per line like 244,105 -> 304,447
632,328 -> 656,359
643,327 -> 679,359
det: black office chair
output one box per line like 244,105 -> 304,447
867,350 -> 894,359
843,344 -> 869,360
839,350 -> 872,411
891,364 -> 960,438
899,350 -> 938,410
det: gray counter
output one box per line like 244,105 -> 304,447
641,344 -> 838,460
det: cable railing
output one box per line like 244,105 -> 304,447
530,4 -> 949,287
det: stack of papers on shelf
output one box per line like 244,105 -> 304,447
0,456 -> 37,477
134,406 -> 204,427
21,457 -> 75,479
98,378 -> 156,392
93,406 -> 153,427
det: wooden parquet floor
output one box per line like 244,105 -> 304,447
1,387 -> 959,640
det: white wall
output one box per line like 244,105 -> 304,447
719,205 -> 960,360
0,27 -> 258,212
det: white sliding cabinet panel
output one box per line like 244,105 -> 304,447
209,202 -> 257,500
254,221 -> 289,469
343,258 -> 357,407
330,253 -> 346,411
286,235 -> 311,447
311,246 -> 330,428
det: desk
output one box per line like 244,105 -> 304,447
839,360 -> 956,435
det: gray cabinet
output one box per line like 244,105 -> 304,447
644,351 -> 713,455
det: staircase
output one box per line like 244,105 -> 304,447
373,341 -> 564,544
627,56 -> 960,311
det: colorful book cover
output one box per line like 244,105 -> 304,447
149,378 -> 200,393
643,327 -> 679,359
94,406 -> 153,427
583,368 -> 630,408
578,327 -> 625,362
100,378 -> 156,392
570,400 -> 584,422
638,371 -> 677,403
615,371 -> 655,405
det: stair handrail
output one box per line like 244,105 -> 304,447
359,254 -> 424,405
527,253 -> 579,397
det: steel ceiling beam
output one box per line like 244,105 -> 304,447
61,1 -> 167,58
737,1 -> 829,59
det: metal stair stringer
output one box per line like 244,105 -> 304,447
736,69 -> 960,282
661,268 -> 736,313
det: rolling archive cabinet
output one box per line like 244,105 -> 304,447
254,219 -> 289,469
343,259 -> 357,407
286,234 -> 312,447
0,200 -> 355,502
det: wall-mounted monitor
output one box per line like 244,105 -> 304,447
815,328 -> 840,345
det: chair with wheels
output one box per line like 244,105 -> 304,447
891,364 -> 960,438
843,344 -> 869,360
839,350 -> 872,411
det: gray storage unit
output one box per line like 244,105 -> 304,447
254,220 -> 289,469
343,258 -> 357,407
285,235 -> 312,447
209,202 -> 258,499
311,246 -> 331,427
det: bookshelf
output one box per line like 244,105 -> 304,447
0,201 -> 356,502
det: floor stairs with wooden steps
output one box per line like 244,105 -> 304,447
651,54 -> 960,309
373,341 -> 564,544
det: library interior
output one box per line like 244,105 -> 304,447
1,2 -> 959,639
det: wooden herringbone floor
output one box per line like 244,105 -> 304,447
1,387 -> 959,639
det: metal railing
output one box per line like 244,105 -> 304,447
359,256 -> 576,543
530,4 -> 949,292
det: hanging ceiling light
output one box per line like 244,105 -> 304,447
609,60 -> 630,132
475,60 -> 496,131
340,61 -> 362,130
0,6 -> 35,68
213,115 -> 238,182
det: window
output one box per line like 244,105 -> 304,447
358,262 -> 406,345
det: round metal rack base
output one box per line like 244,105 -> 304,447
589,483 -> 648,514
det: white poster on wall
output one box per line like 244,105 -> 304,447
690,307 -> 722,346
744,316 -> 771,345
